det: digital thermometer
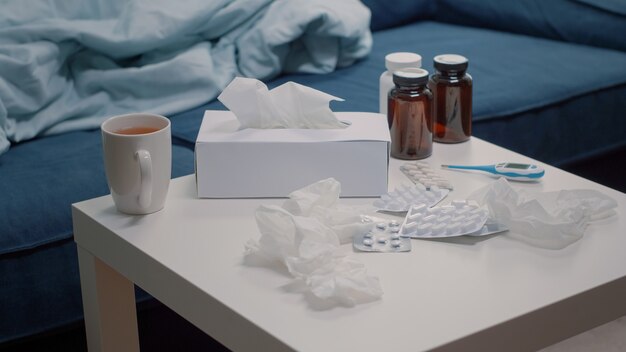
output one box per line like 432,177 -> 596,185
441,162 -> 544,181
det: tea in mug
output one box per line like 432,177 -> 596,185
114,126 -> 161,135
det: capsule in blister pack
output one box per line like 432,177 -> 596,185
400,200 -> 489,238
400,161 -> 453,190
353,220 -> 412,252
373,183 -> 448,212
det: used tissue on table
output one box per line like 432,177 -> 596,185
469,178 -> 618,249
218,77 -> 347,129
245,178 -> 383,307
195,79 -> 390,198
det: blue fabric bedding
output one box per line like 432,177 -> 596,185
0,0 -> 372,155
435,0 -> 626,53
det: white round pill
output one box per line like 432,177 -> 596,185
452,215 -> 465,223
391,233 -> 400,240
376,223 -> 386,230
363,239 -> 374,246
408,213 -> 422,222
417,222 -> 432,233
412,203 -> 427,212
377,237 -> 387,244
423,214 -> 437,222
438,215 -> 452,224
391,240 -> 402,247
440,206 -> 455,213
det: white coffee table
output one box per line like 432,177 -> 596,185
72,137 -> 626,352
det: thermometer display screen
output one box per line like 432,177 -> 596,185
504,163 -> 531,169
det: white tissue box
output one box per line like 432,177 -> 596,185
195,110 -> 390,198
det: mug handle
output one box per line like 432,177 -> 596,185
135,150 -> 152,210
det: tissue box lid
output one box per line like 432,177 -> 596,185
195,111 -> 390,198
196,111 -> 390,143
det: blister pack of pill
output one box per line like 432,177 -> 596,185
373,183 -> 448,212
353,220 -> 412,252
400,200 -> 489,238
400,161 -> 453,190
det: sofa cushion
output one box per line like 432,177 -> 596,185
361,0 -> 435,31
435,0 -> 626,52
574,0 -> 626,15
0,129 -> 195,256
169,21 -> 626,165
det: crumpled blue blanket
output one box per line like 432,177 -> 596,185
0,0 -> 372,155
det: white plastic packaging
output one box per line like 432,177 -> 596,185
400,161 -> 453,190
373,183 -> 448,212
379,52 -> 422,114
400,200 -> 489,238
353,220 -> 412,252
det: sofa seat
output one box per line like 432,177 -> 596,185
170,21 -> 626,166
0,130 -> 195,342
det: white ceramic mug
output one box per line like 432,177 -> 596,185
101,113 -> 171,215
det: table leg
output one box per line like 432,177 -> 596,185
77,246 -> 140,352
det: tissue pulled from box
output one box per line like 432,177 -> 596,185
469,178 -> 618,249
218,77 -> 347,129
245,178 -> 383,307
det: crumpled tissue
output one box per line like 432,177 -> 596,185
245,178 -> 383,307
218,77 -> 347,129
469,178 -> 618,249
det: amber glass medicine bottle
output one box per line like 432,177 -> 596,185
388,68 -> 433,160
430,54 -> 472,143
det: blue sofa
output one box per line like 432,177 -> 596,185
2,0 -> 626,349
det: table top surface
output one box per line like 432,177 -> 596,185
73,137 -> 626,352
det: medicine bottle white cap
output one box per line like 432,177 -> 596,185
385,52 -> 422,72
